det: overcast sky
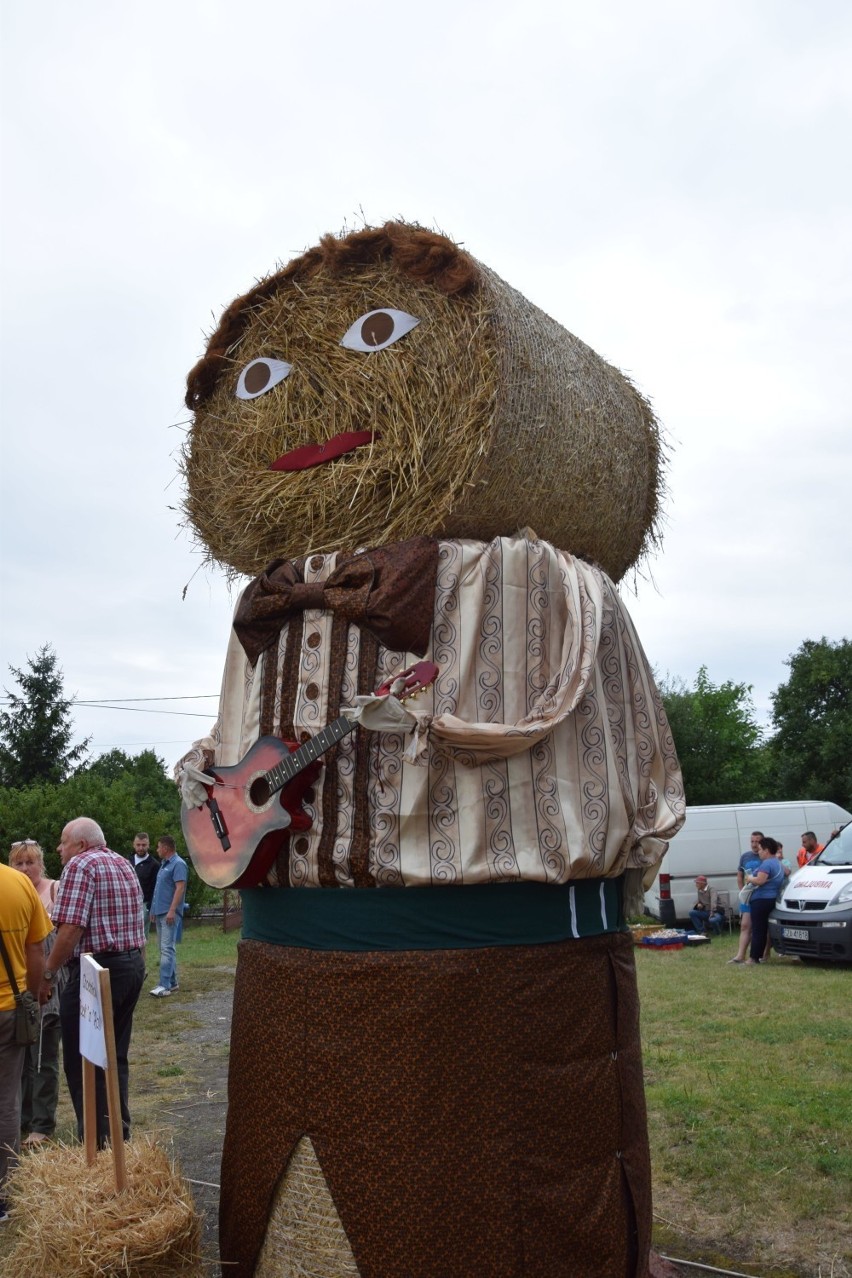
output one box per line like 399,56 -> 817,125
1,0 -> 850,779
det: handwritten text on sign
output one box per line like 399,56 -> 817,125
79,954 -> 108,1069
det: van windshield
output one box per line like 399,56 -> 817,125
815,824 -> 852,867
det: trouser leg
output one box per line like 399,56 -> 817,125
102,952 -> 146,1140
0,1012 -> 26,1200
61,954 -> 145,1146
20,1036 -> 34,1134
156,916 -> 177,988
749,899 -> 773,961
22,1012 -> 61,1135
59,971 -> 85,1139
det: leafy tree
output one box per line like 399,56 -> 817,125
0,748 -> 215,914
769,638 -> 852,809
0,645 -> 90,787
660,666 -> 770,806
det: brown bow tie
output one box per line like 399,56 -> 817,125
233,536 -> 439,664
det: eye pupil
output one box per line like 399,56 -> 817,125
244,361 -> 272,394
361,312 -> 394,347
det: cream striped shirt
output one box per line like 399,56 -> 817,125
178,535 -> 685,891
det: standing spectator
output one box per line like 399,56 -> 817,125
796,832 -> 823,867
129,832 -> 159,936
40,817 -> 145,1149
150,836 -> 188,998
8,840 -> 64,1146
0,861 -> 51,1221
688,875 -> 724,935
763,845 -> 793,959
729,831 -> 763,964
745,836 -> 785,965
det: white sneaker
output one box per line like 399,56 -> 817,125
149,986 -> 171,997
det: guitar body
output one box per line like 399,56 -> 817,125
183,664 -> 437,890
181,736 -> 322,889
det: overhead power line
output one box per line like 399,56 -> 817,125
73,703 -> 215,718
75,695 -> 219,703
0,694 -> 218,704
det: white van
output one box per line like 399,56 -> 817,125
643,800 -> 852,926
769,821 -> 852,962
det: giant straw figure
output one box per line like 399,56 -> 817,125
177,222 -> 685,1278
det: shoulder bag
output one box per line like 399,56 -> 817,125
0,930 -> 40,1045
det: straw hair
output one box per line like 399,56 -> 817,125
3,1137 -> 203,1277
182,220 -> 663,584
255,1136 -> 360,1278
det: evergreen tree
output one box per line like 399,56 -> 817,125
0,645 -> 90,787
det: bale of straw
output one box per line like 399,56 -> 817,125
3,1137 -> 202,1277
181,221 -> 663,585
255,1136 -> 360,1278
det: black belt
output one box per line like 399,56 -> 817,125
68,948 -> 142,967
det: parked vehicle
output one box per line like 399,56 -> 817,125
769,821 -> 852,962
643,801 -> 852,926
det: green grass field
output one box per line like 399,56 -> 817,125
637,932 -> 851,1276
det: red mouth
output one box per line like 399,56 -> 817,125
269,430 -> 378,472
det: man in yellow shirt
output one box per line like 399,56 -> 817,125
0,860 -> 51,1221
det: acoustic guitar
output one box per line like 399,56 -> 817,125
181,661 -> 437,888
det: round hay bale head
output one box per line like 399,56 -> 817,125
183,221 -> 663,583
256,1135 -> 360,1278
3,1137 -> 202,1277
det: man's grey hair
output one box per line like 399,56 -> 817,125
65,816 -> 106,848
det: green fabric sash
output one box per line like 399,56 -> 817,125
241,878 -> 625,952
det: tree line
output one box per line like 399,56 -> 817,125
0,639 -> 849,877
0,646 -> 212,911
658,637 -> 851,809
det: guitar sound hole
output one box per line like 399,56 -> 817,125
249,776 -> 272,807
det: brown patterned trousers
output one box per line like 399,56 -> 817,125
221,933 -> 651,1278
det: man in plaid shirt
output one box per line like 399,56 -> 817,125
40,817 -> 145,1148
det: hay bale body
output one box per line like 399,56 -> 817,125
182,222 -> 661,582
255,1137 -> 360,1278
3,1138 -> 202,1277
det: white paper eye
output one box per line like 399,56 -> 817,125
235,357 -> 292,400
339,309 -> 420,353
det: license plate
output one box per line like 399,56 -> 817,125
782,927 -> 809,941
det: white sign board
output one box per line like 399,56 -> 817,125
79,954 -> 108,1069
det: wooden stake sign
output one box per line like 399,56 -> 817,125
79,954 -> 127,1191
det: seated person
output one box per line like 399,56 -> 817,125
688,875 -> 725,934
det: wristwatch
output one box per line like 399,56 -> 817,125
44,968 -> 57,984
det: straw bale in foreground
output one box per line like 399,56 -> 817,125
3,1137 -> 202,1277
255,1136 -> 360,1278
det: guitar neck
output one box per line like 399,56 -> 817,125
265,716 -> 356,797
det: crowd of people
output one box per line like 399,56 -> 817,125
687,828 -> 826,967
0,820 -> 188,1222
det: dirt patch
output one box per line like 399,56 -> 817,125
163,985 -> 233,1266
